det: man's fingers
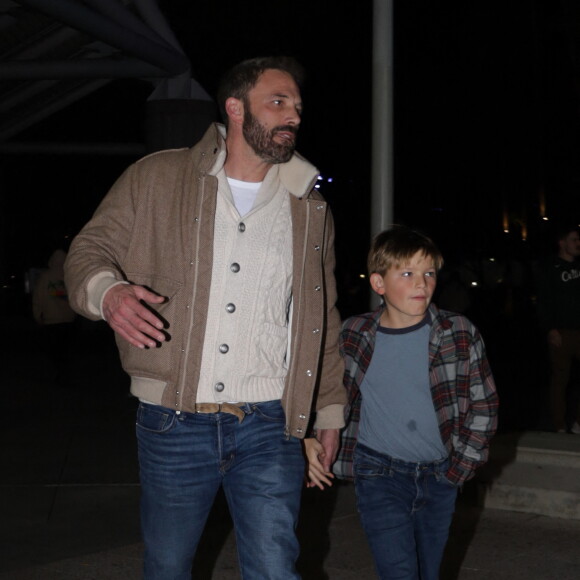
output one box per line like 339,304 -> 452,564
307,466 -> 334,490
110,323 -> 153,349
103,284 -> 168,347
316,447 -> 334,473
109,313 -> 163,349
303,437 -> 334,490
132,285 -> 167,305
107,300 -> 165,335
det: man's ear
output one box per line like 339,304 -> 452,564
369,273 -> 385,296
225,97 -> 244,127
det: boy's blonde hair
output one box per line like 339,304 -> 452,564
368,225 -> 444,276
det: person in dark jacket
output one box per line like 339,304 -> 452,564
536,224 -> 580,433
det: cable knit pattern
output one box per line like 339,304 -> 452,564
64,124 -> 347,434
196,166 -> 293,403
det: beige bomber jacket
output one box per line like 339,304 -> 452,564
64,124 -> 346,438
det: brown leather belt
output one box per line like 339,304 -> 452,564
194,403 -> 246,422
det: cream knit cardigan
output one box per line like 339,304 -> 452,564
196,166 -> 294,403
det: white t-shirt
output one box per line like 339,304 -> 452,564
227,177 -> 262,216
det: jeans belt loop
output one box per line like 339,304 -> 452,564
194,403 -> 245,422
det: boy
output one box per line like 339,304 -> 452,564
307,225 -> 499,580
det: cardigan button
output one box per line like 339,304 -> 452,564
306,370 -> 312,377
230,262 -> 240,273
238,222 -> 246,232
215,382 -> 225,392
226,303 -> 236,313
219,344 -> 229,354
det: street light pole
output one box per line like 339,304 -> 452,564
371,0 -> 394,237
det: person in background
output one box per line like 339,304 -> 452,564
535,224 -> 580,434
32,248 -> 76,383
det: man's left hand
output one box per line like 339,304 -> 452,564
303,438 -> 334,489
316,428 -> 340,472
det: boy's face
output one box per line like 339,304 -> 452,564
370,251 -> 437,329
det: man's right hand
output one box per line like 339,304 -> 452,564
102,284 -> 167,349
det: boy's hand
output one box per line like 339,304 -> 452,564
303,438 -> 334,490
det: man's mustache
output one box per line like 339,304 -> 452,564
272,125 -> 298,136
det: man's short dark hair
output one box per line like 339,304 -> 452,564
216,56 -> 305,126
555,223 -> 580,242
368,225 -> 444,276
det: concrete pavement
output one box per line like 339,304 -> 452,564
1,318 -> 580,579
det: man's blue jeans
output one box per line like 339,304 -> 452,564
136,400 -> 304,580
354,443 -> 458,580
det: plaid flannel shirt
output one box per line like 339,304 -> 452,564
333,303 -> 499,486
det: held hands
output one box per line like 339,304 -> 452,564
304,438 -> 334,490
303,428 -> 340,490
102,284 -> 167,349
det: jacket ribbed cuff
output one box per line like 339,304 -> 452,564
313,403 -> 345,429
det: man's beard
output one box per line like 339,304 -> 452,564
242,109 -> 298,164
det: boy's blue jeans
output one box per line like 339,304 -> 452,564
136,400 -> 304,580
354,443 -> 458,580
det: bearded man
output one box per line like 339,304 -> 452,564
64,56 -> 346,579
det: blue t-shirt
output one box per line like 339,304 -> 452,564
358,314 -> 448,462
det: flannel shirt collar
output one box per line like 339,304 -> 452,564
365,305 -> 383,335
428,303 -> 453,336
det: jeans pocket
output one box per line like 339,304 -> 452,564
354,456 -> 384,479
252,401 -> 286,423
136,403 -> 177,433
439,474 -> 459,488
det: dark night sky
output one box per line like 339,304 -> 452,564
2,1 -> 580,307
